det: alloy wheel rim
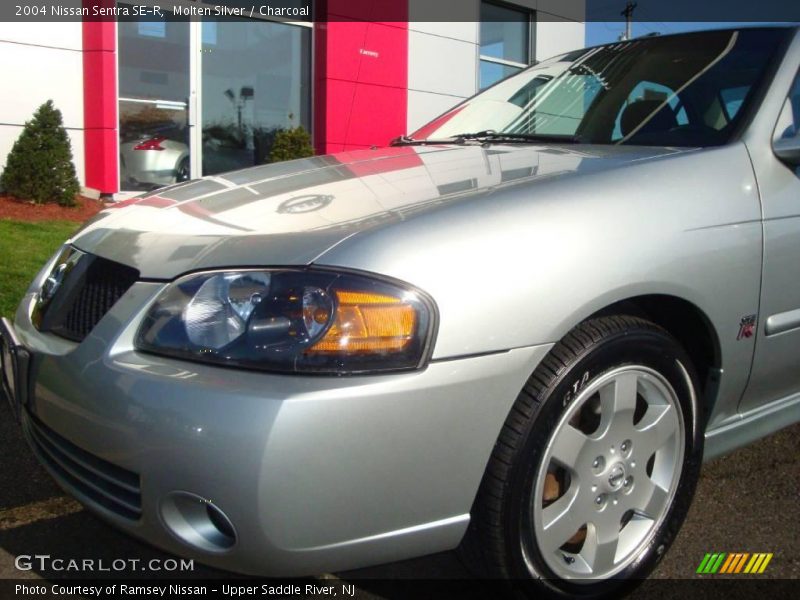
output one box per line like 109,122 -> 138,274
530,365 -> 685,581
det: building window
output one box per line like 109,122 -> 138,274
479,2 -> 535,90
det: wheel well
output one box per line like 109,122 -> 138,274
589,295 -> 721,401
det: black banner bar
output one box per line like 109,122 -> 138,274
2,1 -> 800,22
1,579 -> 799,600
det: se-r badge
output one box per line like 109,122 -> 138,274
737,315 -> 757,341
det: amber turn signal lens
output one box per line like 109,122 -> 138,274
308,290 -> 417,354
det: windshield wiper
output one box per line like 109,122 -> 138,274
390,131 -> 582,147
453,130 -> 582,144
390,135 -> 466,147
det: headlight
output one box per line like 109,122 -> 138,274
135,269 -> 436,374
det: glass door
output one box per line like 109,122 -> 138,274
118,8 -> 312,192
199,19 -> 312,176
118,11 -> 191,191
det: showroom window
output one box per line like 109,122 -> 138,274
118,15 -> 191,191
118,4 -> 312,191
479,2 -> 535,90
200,20 -> 311,178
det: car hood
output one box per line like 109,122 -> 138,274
72,144 -> 689,279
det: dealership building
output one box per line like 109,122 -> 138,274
0,1 -> 584,198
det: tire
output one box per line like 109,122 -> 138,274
175,157 -> 190,183
465,315 -> 703,598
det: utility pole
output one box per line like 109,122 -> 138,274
619,1 -> 637,41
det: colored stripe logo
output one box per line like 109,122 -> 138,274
696,552 -> 773,574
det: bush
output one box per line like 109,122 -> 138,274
269,126 -> 314,163
1,100 -> 80,206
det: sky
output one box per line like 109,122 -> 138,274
585,21 -> 770,47
582,0 -> 797,44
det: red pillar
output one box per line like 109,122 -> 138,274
82,14 -> 119,196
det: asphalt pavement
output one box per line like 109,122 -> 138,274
0,388 -> 798,596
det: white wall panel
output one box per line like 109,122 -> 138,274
407,21 -> 478,44
407,90 -> 466,133
536,15 -> 585,60
0,41 -> 84,129
408,30 -> 477,98
0,22 -> 83,50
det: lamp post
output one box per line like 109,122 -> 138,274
224,86 -> 255,133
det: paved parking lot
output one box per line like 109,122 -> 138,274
1,390 -> 798,594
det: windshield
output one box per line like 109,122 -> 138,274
411,29 -> 790,147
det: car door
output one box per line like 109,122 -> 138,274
739,66 -> 800,413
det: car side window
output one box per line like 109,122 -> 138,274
695,85 -> 751,132
611,81 -> 688,140
775,71 -> 800,139
720,86 -> 749,122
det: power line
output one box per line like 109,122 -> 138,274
635,3 -> 672,37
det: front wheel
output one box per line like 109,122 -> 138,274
467,316 -> 703,598
175,157 -> 190,183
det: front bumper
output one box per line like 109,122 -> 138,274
10,284 -> 552,576
1,317 -> 30,421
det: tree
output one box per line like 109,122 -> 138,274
269,126 -> 314,163
1,100 -> 80,206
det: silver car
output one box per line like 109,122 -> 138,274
3,26 -> 800,595
120,135 -> 190,190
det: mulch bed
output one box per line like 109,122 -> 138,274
0,195 -> 107,222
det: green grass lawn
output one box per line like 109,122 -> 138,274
0,219 -> 78,318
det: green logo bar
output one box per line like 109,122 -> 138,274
697,553 -> 726,573
709,552 -> 726,573
696,553 -> 712,574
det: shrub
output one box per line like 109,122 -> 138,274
1,100 -> 80,206
269,126 -> 314,163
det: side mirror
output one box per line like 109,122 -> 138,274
773,136 -> 800,166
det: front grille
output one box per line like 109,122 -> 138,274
36,251 -> 139,342
56,259 -> 139,341
24,411 -> 142,521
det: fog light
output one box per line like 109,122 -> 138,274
160,492 -> 236,552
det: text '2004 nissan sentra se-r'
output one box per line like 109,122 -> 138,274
3,26 -> 800,598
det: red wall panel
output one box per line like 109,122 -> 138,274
314,1 -> 409,154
